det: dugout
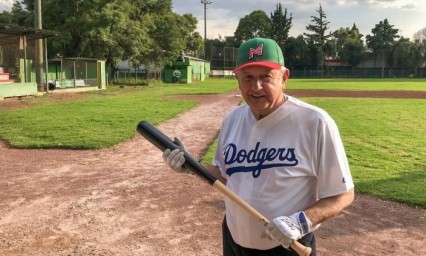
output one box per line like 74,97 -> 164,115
47,57 -> 106,90
0,23 -> 56,98
163,56 -> 210,84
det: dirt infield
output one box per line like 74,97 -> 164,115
0,90 -> 425,255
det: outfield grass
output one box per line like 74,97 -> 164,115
287,78 -> 426,91
304,98 -> 426,208
0,78 -> 425,208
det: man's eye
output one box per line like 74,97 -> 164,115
262,75 -> 273,82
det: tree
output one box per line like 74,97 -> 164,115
141,12 -> 197,69
234,10 -> 271,44
284,35 -> 309,70
366,18 -> 399,72
9,1 -> 32,26
304,4 -> 331,47
269,3 -> 292,49
392,37 -> 425,76
392,37 -> 411,67
413,27 -> 426,44
304,4 -> 332,75
306,41 -> 323,69
333,24 -> 364,67
0,11 -> 12,24
185,31 -> 204,58
10,0 -> 198,79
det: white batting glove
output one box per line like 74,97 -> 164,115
162,137 -> 190,173
262,211 -> 319,248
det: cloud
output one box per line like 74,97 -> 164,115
0,0 -> 14,12
349,0 -> 422,9
400,3 -> 416,9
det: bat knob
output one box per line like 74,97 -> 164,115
290,240 -> 312,256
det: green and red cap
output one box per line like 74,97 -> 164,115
233,37 -> 285,73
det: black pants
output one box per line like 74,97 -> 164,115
222,217 -> 316,256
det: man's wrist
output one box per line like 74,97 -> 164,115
289,211 -> 316,235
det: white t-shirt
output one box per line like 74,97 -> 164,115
212,95 -> 354,250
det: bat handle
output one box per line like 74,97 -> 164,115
290,240 -> 312,256
212,181 -> 312,256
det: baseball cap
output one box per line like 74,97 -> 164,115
233,37 -> 285,73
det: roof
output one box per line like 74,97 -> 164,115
179,55 -> 209,62
0,23 -> 57,45
49,57 -> 102,62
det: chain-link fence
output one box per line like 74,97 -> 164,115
290,67 -> 426,78
209,45 -> 426,78
210,46 -> 237,71
47,58 -> 100,89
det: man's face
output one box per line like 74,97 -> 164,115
236,66 -> 289,119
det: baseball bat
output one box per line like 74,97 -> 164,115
136,120 -> 312,256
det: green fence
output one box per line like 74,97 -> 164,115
289,67 -> 426,78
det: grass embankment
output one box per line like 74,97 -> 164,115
0,80 -> 236,149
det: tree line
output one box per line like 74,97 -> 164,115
1,1 -> 425,77
0,0 -> 204,72
213,3 -> 426,76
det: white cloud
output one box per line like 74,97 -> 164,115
0,0 -> 14,12
349,0 -> 423,9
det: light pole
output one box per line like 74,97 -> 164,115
34,0 -> 44,91
201,0 -> 212,59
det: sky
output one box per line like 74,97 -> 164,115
172,0 -> 426,41
0,0 -> 424,41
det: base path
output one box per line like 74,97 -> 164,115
0,90 -> 425,255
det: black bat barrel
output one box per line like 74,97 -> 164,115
136,120 -> 217,185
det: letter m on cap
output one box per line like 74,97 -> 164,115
249,43 -> 263,60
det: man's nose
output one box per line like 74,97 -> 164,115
252,79 -> 263,89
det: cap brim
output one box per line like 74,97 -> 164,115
233,61 -> 282,73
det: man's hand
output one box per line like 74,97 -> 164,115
162,137 -> 190,173
262,211 -> 319,248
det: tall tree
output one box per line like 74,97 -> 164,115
234,10 -> 271,44
304,4 -> 331,47
304,4 -> 332,74
366,18 -> 399,72
269,3 -> 292,49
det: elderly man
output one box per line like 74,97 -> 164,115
163,37 -> 354,256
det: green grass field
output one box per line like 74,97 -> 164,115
0,81 -> 237,149
286,78 -> 426,91
0,78 -> 425,208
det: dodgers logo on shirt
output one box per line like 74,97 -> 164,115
224,141 -> 299,178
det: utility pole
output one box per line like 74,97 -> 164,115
201,0 -> 212,59
34,0 -> 44,91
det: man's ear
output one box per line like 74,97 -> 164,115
283,68 -> 290,82
235,73 -> 243,90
